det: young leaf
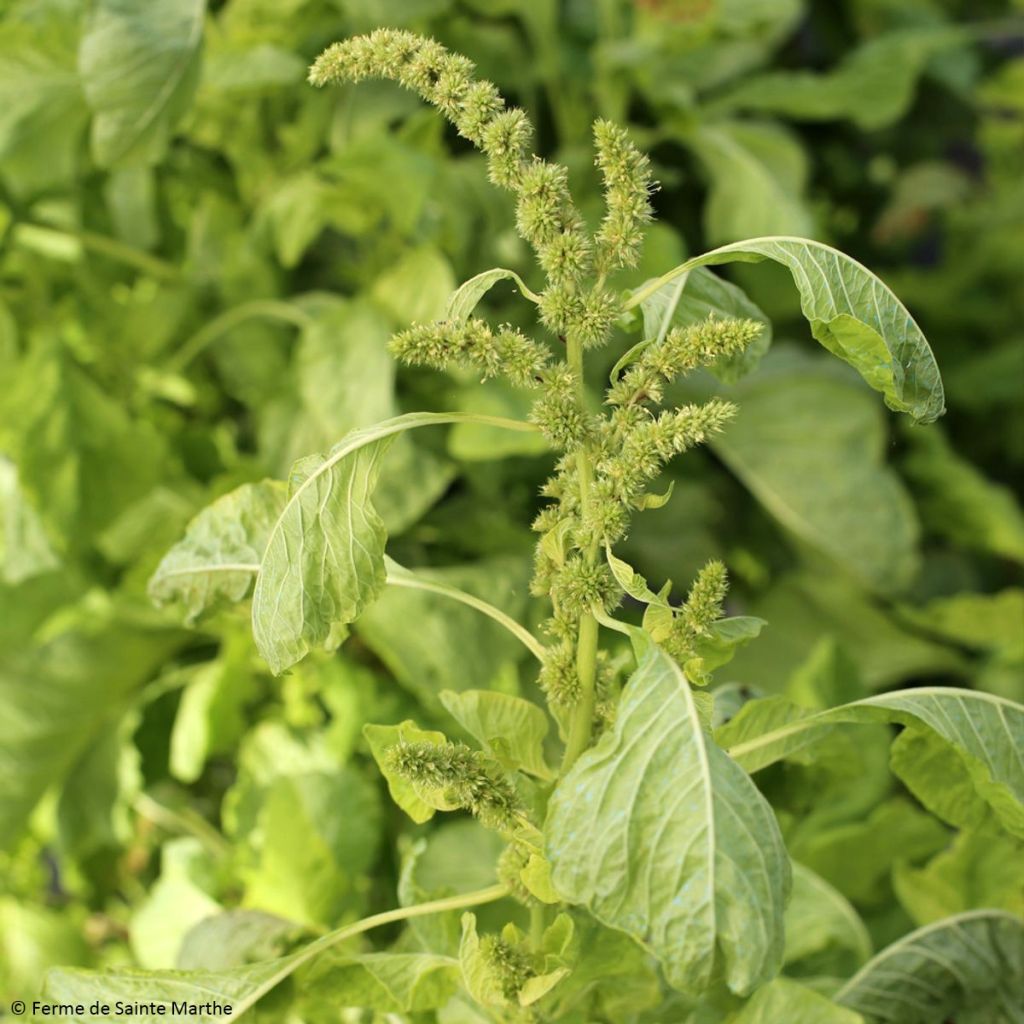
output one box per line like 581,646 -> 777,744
79,0 -> 206,167
545,643 -> 790,996
834,910 -> 1024,1024
149,481 -> 285,623
440,690 -> 553,779
720,687 -> 1024,838
629,237 -> 945,422
446,267 -> 540,322
364,721 -> 452,824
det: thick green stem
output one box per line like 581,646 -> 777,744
561,334 -> 600,772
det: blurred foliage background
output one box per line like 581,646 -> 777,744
1,0 -> 1022,1007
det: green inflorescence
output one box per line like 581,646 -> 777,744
313,27 -> 760,752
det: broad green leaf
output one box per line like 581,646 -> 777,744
446,267 -> 539,321
784,863 -> 872,972
897,589 -> 1024,660
0,456 -> 59,584
130,838 -> 221,969
253,413 -> 533,674
371,244 -> 456,325
301,951 -> 459,1013
713,28 -> 970,130
546,644 -> 790,996
364,720 -> 453,824
242,767 -> 381,928
0,606 -> 181,848
894,831 -> 1024,927
638,266 -> 772,384
0,898 -> 92,995
149,481 -> 285,624
0,6 -> 88,193
169,629 -> 254,784
79,0 -> 206,167
178,910 -> 299,970
902,425 -> 1024,564
835,910 -> 1024,1024
732,977 -> 864,1023
720,687 -> 1024,837
357,556 -> 532,708
695,348 -> 921,593
440,690 -> 553,778
691,122 -> 814,244
635,237 -> 945,422
723,572 -> 964,691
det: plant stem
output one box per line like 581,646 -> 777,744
530,903 -> 547,949
562,334 -> 601,773
235,885 -> 508,1018
168,299 -> 314,372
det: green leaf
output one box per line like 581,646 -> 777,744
149,481 -> 285,624
440,690 -> 552,778
893,831 -> 1024,927
732,977 -> 865,1023
834,910 -> 1024,1024
364,720 -> 452,824
785,863 -> 873,972
545,644 -> 790,996
446,267 -> 540,321
902,424 -> 1024,564
357,557 -> 532,708
130,838 -> 221,969
0,6 -> 88,193
301,951 -> 459,1013
637,266 -> 772,384
634,237 -> 944,422
243,768 -> 381,928
371,244 -> 456,325
897,589 -> 1024,660
0,606 -> 180,847
253,413 -> 534,674
697,348 -> 921,593
0,456 -> 59,584
459,912 -> 507,1008
712,28 -> 970,130
178,911 -> 299,970
690,122 -> 814,244
720,687 -> 1024,838
79,0 -> 206,167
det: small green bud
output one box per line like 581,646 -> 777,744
529,367 -> 595,450
496,843 -> 534,905
481,109 -> 532,189
539,642 -> 580,708
480,934 -> 535,1002
550,555 -> 618,620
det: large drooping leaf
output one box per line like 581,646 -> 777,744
251,412 -> 527,675
545,644 -> 790,996
719,687 -> 1024,837
631,236 -> 945,422
690,122 -> 814,244
79,0 -> 207,167
691,348 -> 920,594
148,481 -> 286,623
834,910 -> 1024,1024
712,28 -> 970,130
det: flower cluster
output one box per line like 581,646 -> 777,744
390,318 -> 550,388
480,934 -> 536,1002
662,560 -> 729,664
385,740 -> 522,832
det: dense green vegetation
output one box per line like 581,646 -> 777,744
1,1 -> 1021,1021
